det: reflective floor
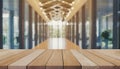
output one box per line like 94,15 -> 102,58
48,38 -> 66,49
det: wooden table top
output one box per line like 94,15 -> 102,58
0,49 -> 120,69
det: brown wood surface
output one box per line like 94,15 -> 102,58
0,50 -> 34,69
8,50 -> 45,69
0,50 -> 119,69
28,50 -> 53,69
46,50 -> 63,69
78,50 -> 116,69
63,50 -> 81,69
71,50 -> 98,69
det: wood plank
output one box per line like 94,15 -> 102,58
65,39 -> 80,49
34,40 -> 48,49
0,49 -> 119,69
28,50 -> 53,69
63,50 -> 81,69
0,50 -> 34,69
0,50 -> 8,52
78,50 -> 115,69
87,50 -> 120,68
0,50 -> 23,61
46,50 -> 63,69
94,50 -> 120,60
8,50 -> 45,69
71,50 -> 98,69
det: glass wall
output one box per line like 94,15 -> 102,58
24,0 -> 29,49
2,0 -> 19,49
13,0 -> 19,49
96,0 -> 113,49
2,0 -> 9,49
1,0 -> 42,49
118,0 -> 120,49
85,2 -> 90,49
32,10 -> 35,48
79,15 -> 82,48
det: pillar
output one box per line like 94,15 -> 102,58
39,16 -> 41,43
45,23 -> 48,40
19,0 -> 25,49
9,10 -> 14,49
68,21 -> 71,40
113,0 -> 119,49
8,0 -> 14,49
118,0 -> 120,49
72,17 -> 75,42
43,20 -> 44,41
89,0 -> 97,49
28,5 -> 33,49
69,22 -> 71,40
76,12 -> 80,45
0,0 -> 3,49
81,5 -> 87,49
66,22 -> 69,39
70,19 -> 72,41
34,12 -> 38,46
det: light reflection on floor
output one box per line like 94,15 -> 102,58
48,38 -> 66,49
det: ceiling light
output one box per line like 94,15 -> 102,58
43,12 -> 46,15
70,4 -> 72,6
62,1 -> 65,3
72,1 -> 75,5
40,7 -> 43,10
71,7 -> 74,10
39,2 -> 43,6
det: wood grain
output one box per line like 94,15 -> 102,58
28,50 -> 53,69
8,50 -> 45,69
46,50 -> 63,69
0,50 -> 34,69
0,49 -> 119,69
88,50 -> 120,69
0,50 -> 23,61
78,50 -> 115,69
71,50 -> 98,69
63,50 -> 81,69
93,50 -> 120,60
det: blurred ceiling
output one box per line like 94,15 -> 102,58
27,0 -> 87,22
38,0 -> 74,21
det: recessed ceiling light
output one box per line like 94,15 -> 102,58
40,7 -> 43,10
72,1 -> 75,5
71,7 -> 74,10
39,2 -> 43,6
62,1 -> 65,3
